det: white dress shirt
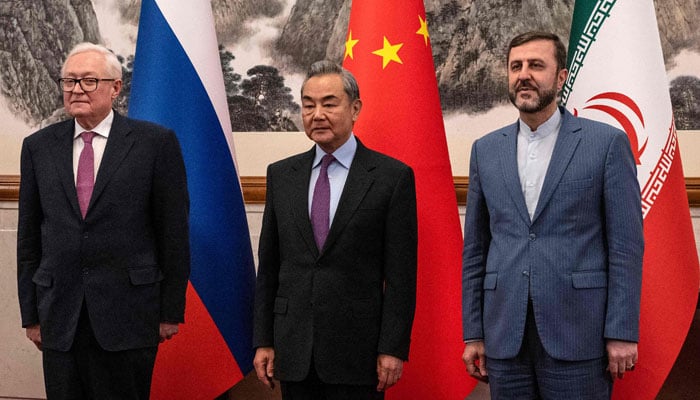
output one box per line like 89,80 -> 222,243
72,110 -> 113,184
517,110 -> 562,220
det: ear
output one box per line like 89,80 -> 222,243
557,69 -> 568,91
111,79 -> 123,100
351,99 -> 362,122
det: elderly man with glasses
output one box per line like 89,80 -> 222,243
17,42 -> 190,399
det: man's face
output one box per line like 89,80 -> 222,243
301,74 -> 361,153
62,51 -> 121,126
507,39 -> 566,114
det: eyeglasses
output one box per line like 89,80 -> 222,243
58,78 -> 116,92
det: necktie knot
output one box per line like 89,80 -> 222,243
81,131 -> 96,144
320,153 -> 335,170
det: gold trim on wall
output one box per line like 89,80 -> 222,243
2,175 -> 699,207
0,175 -> 20,201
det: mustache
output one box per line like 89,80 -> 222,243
515,80 -> 537,91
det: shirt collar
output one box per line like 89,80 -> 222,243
518,108 -> 562,141
74,109 -> 114,139
313,133 -> 357,169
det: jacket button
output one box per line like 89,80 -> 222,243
529,233 -> 536,241
522,270 -> 530,277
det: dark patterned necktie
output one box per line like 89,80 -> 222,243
76,131 -> 96,218
311,153 -> 335,249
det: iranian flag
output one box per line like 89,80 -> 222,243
563,1 -> 700,399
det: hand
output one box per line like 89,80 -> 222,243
159,322 -> 179,342
376,354 -> 404,391
253,347 -> 276,389
462,341 -> 488,383
606,339 -> 638,380
26,325 -> 42,350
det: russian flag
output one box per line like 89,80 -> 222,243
129,0 -> 256,398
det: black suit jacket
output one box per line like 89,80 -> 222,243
253,139 -> 418,385
17,111 -> 190,352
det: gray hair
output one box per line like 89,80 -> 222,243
301,60 -> 360,101
61,42 -> 122,79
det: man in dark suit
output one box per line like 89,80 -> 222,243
17,42 -> 190,399
253,61 -> 418,399
461,32 -> 644,399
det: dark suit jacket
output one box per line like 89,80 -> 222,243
17,111 -> 190,352
462,107 -> 644,361
253,139 -> 418,385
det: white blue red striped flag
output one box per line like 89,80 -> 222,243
129,0 -> 255,398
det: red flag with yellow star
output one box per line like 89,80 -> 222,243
343,1 -> 474,398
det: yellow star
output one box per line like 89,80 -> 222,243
416,15 -> 430,46
372,37 -> 403,69
345,31 -> 359,60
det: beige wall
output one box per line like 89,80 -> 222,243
0,203 -> 44,400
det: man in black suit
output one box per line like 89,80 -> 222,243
17,42 -> 190,399
253,61 -> 418,399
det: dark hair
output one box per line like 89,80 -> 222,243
301,60 -> 361,101
507,31 -> 567,71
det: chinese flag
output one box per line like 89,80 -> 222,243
344,1 -> 474,398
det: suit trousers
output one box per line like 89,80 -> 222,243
486,301 -> 612,400
280,358 -> 384,400
42,302 -> 158,400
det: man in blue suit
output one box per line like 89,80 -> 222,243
461,31 -> 644,399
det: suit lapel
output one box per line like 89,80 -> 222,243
499,122 -> 531,225
531,109 -> 582,223
89,113 -> 135,214
48,121 -> 82,218
289,147 -> 319,256
322,142 -> 374,254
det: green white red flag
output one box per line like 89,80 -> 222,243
563,1 -> 700,399
343,1 -> 472,398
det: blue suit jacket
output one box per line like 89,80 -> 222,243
462,107 -> 644,361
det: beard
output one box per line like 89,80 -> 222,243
508,81 -> 558,114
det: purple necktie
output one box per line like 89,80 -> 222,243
311,154 -> 335,250
76,131 -> 96,218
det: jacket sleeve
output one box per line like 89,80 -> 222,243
462,141 -> 491,341
602,131 -> 644,342
377,166 -> 418,360
17,138 -> 42,327
151,129 -> 191,323
253,164 -> 280,348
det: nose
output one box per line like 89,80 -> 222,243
517,66 -> 531,81
71,82 -> 86,93
311,106 -> 326,120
